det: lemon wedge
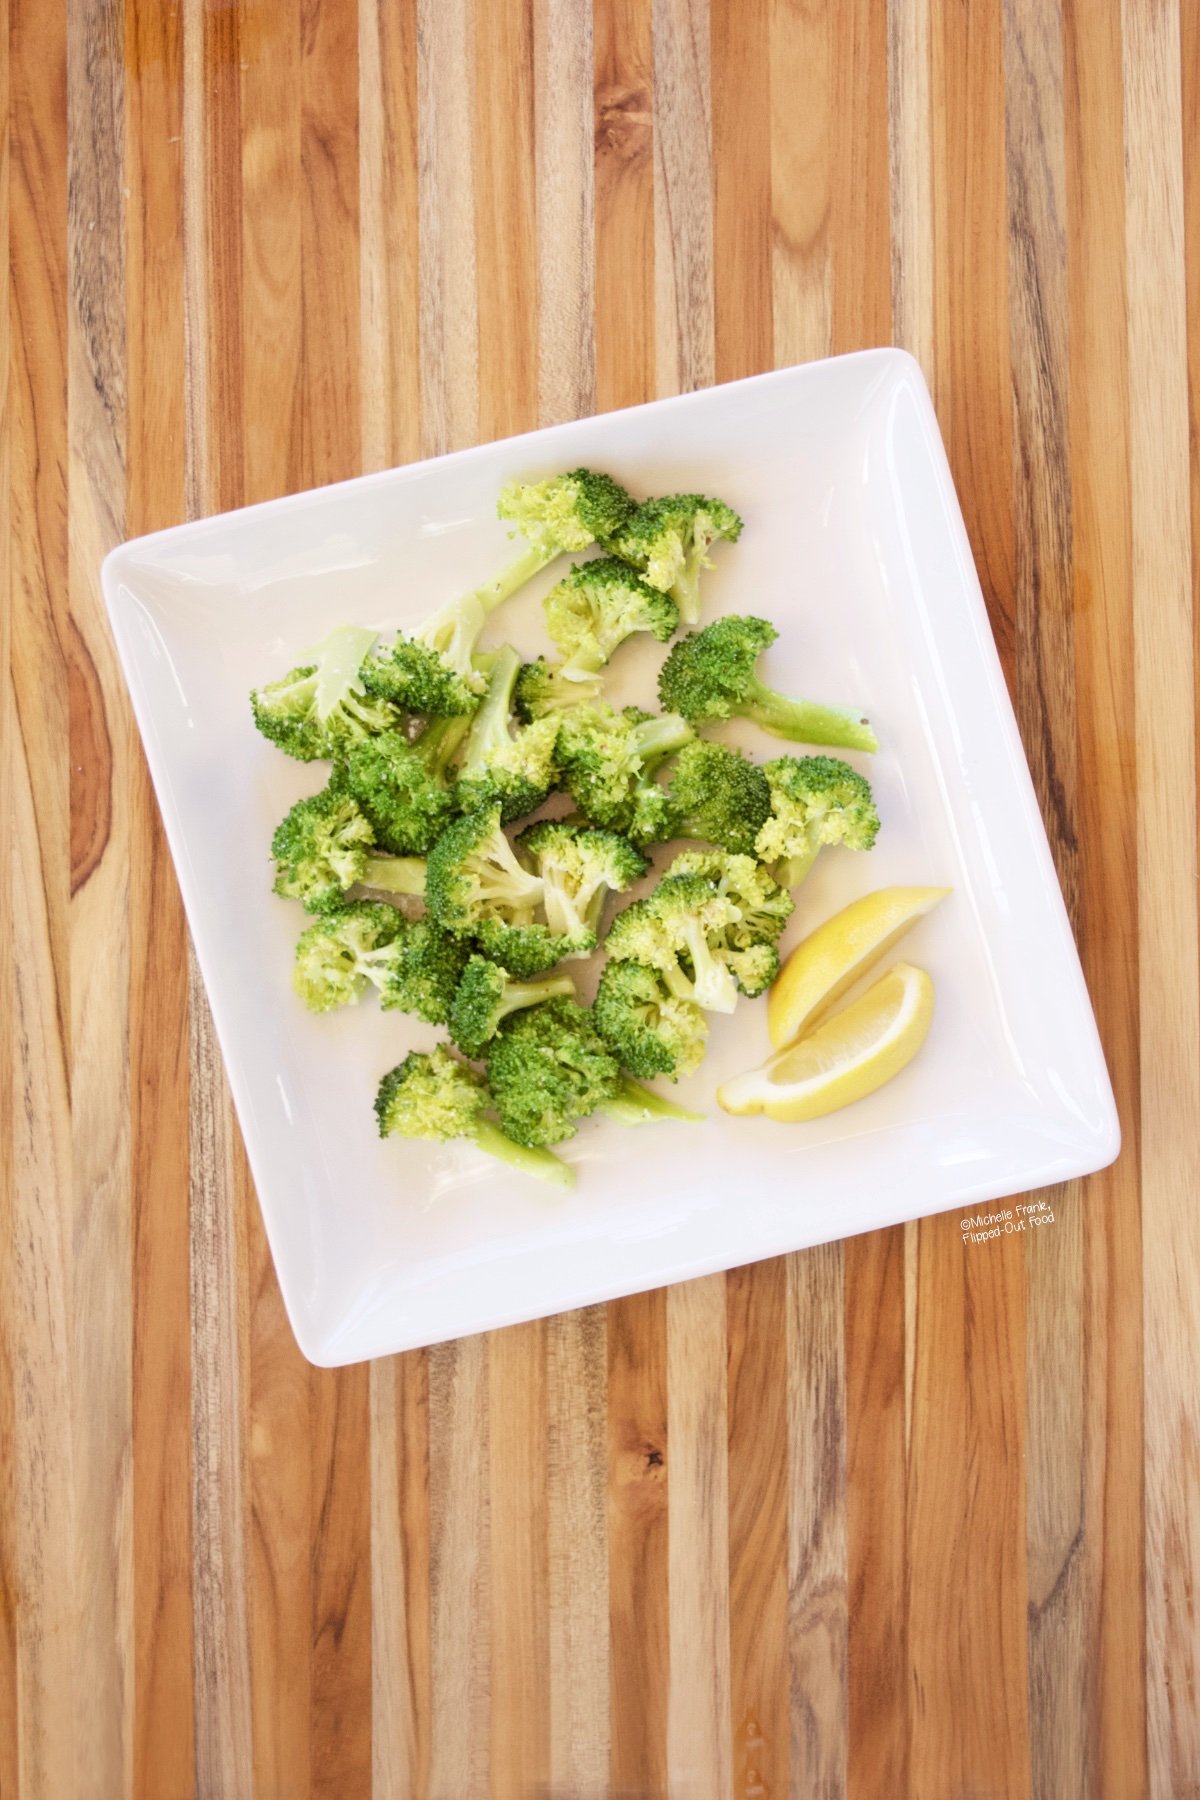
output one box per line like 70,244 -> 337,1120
719,962 -> 935,1121
767,884 -> 949,1049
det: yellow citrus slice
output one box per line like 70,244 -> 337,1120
766,884 -> 949,1049
719,962 -> 935,1122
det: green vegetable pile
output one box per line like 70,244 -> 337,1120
254,469 -> 881,1187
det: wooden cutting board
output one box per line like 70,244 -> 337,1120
4,0 -> 1197,1794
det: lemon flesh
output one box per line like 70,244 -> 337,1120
767,884 -> 949,1049
719,962 -> 935,1121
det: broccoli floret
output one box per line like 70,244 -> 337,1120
251,625 -> 401,759
375,1047 -> 572,1187
448,954 -> 577,1057
271,780 -> 376,912
344,715 -> 468,855
292,902 -> 404,1012
484,997 -> 619,1147
513,658 -> 606,722
555,704 -> 694,846
291,902 -> 466,1020
663,739 -> 771,855
755,754 -> 881,885
475,920 -> 569,978
608,494 -> 743,624
425,803 -> 544,939
605,873 -> 743,1014
544,557 -> 678,677
658,615 -> 878,751
593,959 -> 709,1081
359,637 -> 485,718
665,849 -> 794,947
725,940 -> 779,997
516,820 -> 646,958
454,645 -> 561,821
498,467 -> 635,559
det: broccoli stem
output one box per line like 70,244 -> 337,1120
632,714 -> 695,766
460,645 -> 520,774
469,541 -> 556,615
497,971 -> 577,1026
772,841 -> 821,888
359,855 -> 427,896
311,624 -> 379,720
600,1075 -> 703,1125
418,713 -> 471,778
472,1119 -> 574,1187
742,682 -> 878,752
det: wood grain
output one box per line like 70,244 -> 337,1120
4,1 -> 1198,1795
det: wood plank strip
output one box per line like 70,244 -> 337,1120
474,0 -> 537,448
830,0 -> 891,352
1061,13 -> 1148,1774
652,0 -> 713,396
907,1219 -> 1031,1797
727,1261 -> 791,1800
0,0 -> 16,1776
787,1245 -> 847,1800
594,0 -> 655,412
768,0 -> 831,369
535,0 -> 595,427
887,0 -> 933,377
5,1 -> 74,1789
1121,0 -> 1200,1789
666,1275 -> 732,1800
124,1 -> 196,1792
844,1228 -> 908,1799
416,0 -> 478,459
427,1335 -> 491,1797
370,1352 -> 431,1800
296,6 -> 374,1792
546,1307 -> 610,1796
359,0 -> 421,476
711,0 -> 771,381
488,1321 -> 550,1800
65,2 -> 134,1793
607,1288 -> 670,1798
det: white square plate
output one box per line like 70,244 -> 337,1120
104,350 -> 1118,1366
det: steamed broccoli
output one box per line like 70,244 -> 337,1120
454,645 -> 561,821
606,865 -> 782,1013
375,1046 -> 572,1187
424,807 -> 561,974
344,714 -> 469,855
448,954 -> 577,1057
515,820 -> 646,959
291,902 -> 467,1020
555,704 -> 694,846
484,997 -> 620,1147
361,470 -> 634,717
658,615 -> 878,751
498,467 -> 635,560
663,739 -> 771,855
271,780 -> 376,912
544,557 -> 678,677
605,874 -> 743,1013
251,625 -> 401,760
755,754 -> 881,885
607,494 -> 743,624
597,1076 -> 704,1125
514,658 -> 606,722
593,959 -> 709,1081
665,849 -> 794,947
